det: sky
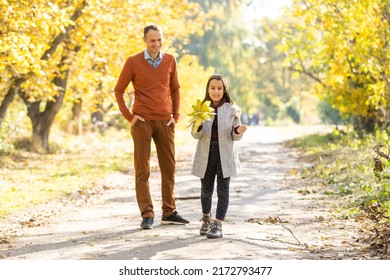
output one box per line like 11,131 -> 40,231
244,0 -> 292,21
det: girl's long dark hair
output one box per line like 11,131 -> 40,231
202,74 -> 234,104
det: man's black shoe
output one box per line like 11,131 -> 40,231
140,217 -> 154,229
161,211 -> 190,225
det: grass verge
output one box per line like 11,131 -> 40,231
0,128 -> 134,219
285,127 -> 390,258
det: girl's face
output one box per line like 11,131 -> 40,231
208,79 -> 225,105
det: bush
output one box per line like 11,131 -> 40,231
0,121 -> 14,155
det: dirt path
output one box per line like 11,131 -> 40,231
0,125 -> 368,260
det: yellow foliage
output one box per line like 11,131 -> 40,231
1,0 -> 214,134
187,99 -> 215,134
177,55 -> 215,128
281,0 -> 390,124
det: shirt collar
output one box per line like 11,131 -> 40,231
144,49 -> 164,61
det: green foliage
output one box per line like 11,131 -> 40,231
0,121 -> 13,155
0,106 -> 29,154
286,104 -> 300,124
251,13 -> 322,124
190,0 -> 316,124
185,0 -> 260,114
317,101 -> 343,125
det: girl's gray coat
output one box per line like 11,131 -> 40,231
191,103 -> 243,179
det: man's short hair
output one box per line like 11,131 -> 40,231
144,24 -> 162,37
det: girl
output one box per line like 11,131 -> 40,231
191,74 -> 247,238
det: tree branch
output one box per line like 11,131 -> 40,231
288,66 -> 324,85
41,0 -> 87,61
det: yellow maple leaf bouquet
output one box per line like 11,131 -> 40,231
187,99 -> 216,134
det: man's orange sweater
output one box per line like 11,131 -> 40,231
114,51 -> 180,122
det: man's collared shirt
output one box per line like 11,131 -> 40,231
144,49 -> 164,68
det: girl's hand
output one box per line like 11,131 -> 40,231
237,125 -> 247,134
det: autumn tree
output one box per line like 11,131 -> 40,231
253,13 -> 327,124
185,0 -> 260,115
0,0 -> 77,124
1,0 -> 90,152
0,0 -> 211,152
279,0 -> 390,131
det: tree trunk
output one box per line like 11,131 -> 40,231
0,78 -> 24,124
354,115 -> 376,134
27,74 -> 68,153
382,75 -> 390,127
71,98 -> 83,135
30,110 -> 52,153
24,50 -> 70,152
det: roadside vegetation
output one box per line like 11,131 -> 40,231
286,127 -> 390,258
0,128 -> 132,219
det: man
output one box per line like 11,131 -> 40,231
114,24 -> 189,229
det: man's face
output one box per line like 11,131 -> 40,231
143,29 -> 162,58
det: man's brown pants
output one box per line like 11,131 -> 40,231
131,120 -> 176,219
